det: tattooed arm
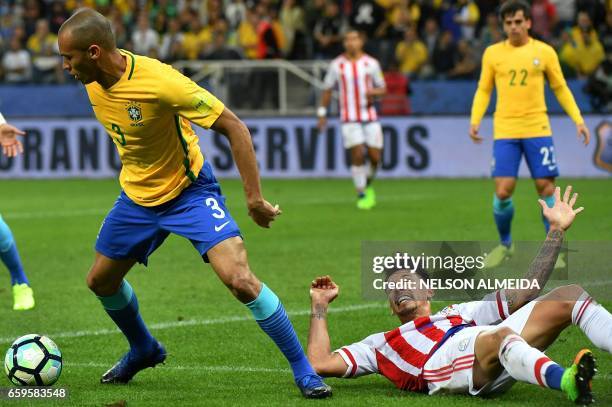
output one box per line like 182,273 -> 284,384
307,276 -> 349,377
504,186 -> 584,314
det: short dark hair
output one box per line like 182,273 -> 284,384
499,0 -> 531,21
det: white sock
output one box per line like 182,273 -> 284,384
498,334 -> 561,388
350,165 -> 367,193
572,292 -> 612,353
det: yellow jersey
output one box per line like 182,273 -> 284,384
85,50 -> 225,207
470,38 -> 583,139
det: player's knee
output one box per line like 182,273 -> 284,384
549,284 -> 585,318
227,269 -> 259,300
492,326 -> 517,344
495,189 -> 512,200
86,272 -> 118,296
537,182 -> 555,197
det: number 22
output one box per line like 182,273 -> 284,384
509,69 -> 528,86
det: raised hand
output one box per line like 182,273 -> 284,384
310,276 -> 339,305
538,185 -> 584,231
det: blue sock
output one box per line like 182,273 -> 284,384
98,280 -> 155,358
544,363 -> 565,390
493,195 -> 514,247
246,284 -> 316,382
541,195 -> 555,233
0,215 -> 29,286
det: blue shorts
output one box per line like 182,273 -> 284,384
492,137 -> 559,178
95,161 -> 241,265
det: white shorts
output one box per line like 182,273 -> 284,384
341,122 -> 384,149
424,301 -> 537,396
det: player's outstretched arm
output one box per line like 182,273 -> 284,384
504,186 -> 584,314
211,108 -> 281,228
307,276 -> 349,377
0,114 -> 25,157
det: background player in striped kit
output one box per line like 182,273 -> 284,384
307,186 -> 611,404
0,112 -> 35,310
317,30 -> 387,210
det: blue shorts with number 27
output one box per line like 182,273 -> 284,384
95,161 -> 241,265
492,136 -> 560,178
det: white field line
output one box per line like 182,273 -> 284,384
0,303 -> 383,344
66,362 -> 290,374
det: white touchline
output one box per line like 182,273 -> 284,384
66,362 -> 290,374
0,303 -> 384,344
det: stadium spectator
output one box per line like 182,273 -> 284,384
313,1 -> 345,59
531,0 -> 557,41
226,0 -> 247,31
447,38 -> 478,79
159,17 -> 185,62
421,17 -> 440,56
454,0 -> 480,41
48,1 -> 69,34
600,9 -> 612,52
2,35 -> 32,84
395,26 -> 428,78
432,30 -> 457,78
267,4 -> 286,55
110,13 -> 131,50
561,11 -> 606,77
150,0 -> 178,23
22,0 -> 42,39
250,4 -> 281,109
550,0 -> 575,32
558,29 -> 578,76
480,12 -> 504,48
349,0 -> 386,41
27,19 -> 62,83
576,0 -> 607,29
182,13 -> 211,60
280,0 -> 307,59
584,54 -> 612,113
131,13 -> 160,58
205,27 -> 242,61
238,8 -> 258,59
440,0 -> 462,41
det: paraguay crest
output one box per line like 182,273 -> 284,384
126,101 -> 142,123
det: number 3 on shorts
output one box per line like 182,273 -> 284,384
205,197 -> 226,219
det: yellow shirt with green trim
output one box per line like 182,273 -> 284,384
85,50 -> 225,206
470,38 -> 583,139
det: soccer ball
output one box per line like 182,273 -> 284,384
4,334 -> 62,386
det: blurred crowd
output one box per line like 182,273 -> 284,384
0,0 -> 610,109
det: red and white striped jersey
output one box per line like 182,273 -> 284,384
323,54 -> 385,123
335,290 -> 511,392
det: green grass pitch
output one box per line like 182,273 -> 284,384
0,178 -> 610,406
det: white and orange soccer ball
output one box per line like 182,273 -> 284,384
4,334 -> 62,386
